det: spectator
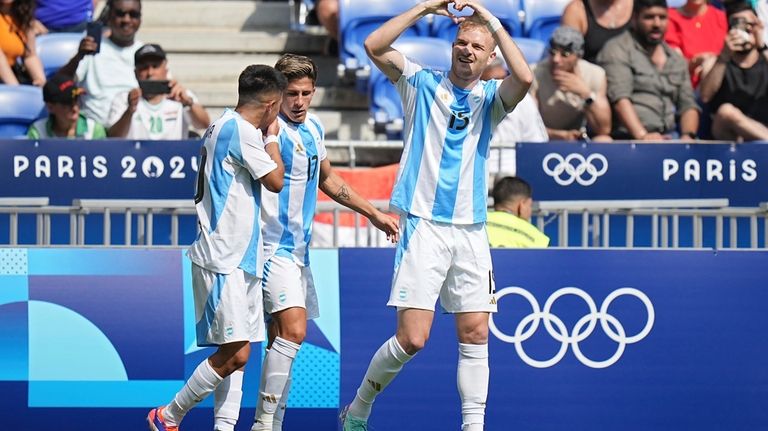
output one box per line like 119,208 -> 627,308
700,1 -> 768,140
562,0 -> 634,62
35,0 -> 95,33
665,0 -> 727,87
57,0 -> 142,125
107,43 -> 210,139
531,26 -> 612,141
27,74 -> 107,139
482,50 -> 547,176
316,0 -> 339,54
598,0 -> 700,140
0,0 -> 45,86
487,176 -> 550,248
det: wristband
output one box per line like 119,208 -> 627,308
683,131 -> 697,139
486,17 -> 502,33
264,135 -> 279,146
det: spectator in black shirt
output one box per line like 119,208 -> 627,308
700,1 -> 768,141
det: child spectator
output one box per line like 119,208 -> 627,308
27,74 -> 106,138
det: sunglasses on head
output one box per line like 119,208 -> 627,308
113,8 -> 141,19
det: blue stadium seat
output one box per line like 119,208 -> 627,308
36,33 -> 83,78
339,0 -> 429,71
522,0 -> 571,42
0,85 -> 46,138
514,37 -> 547,64
667,0 -> 686,7
431,0 -> 523,41
368,37 -> 452,138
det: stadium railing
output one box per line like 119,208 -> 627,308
2,198 -> 766,249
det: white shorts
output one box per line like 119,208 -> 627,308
192,263 -> 265,347
388,215 -> 497,313
262,254 -> 319,320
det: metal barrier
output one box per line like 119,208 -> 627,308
1,197 -> 766,249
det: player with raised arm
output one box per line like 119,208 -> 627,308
340,1 -> 533,430
224,53 -> 398,431
146,64 -> 287,431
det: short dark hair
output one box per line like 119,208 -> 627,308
237,65 -> 287,105
633,0 -> 667,14
492,176 -> 532,206
725,1 -> 756,20
275,54 -> 318,84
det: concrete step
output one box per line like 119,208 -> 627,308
166,52 -> 340,86
190,82 -> 368,110
137,29 -> 327,54
205,107 -> 376,142
140,1 -> 291,30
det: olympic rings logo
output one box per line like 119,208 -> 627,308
542,153 -> 608,186
489,286 -> 654,369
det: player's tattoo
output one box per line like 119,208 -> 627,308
336,185 -> 351,201
386,59 -> 403,75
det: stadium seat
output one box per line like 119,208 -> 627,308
522,0 -> 571,42
36,32 -> 83,78
0,85 -> 46,138
338,0 -> 429,76
667,0 -> 686,7
368,37 -> 452,138
514,37 -> 547,64
431,0 -> 523,41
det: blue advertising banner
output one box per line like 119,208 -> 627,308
515,142 -> 768,206
0,248 -> 340,430
0,139 -> 200,205
340,248 -> 768,430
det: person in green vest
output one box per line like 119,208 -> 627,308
487,176 -> 550,248
27,74 -> 107,139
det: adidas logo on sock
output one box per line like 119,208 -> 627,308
367,378 -> 382,392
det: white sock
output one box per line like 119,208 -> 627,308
457,343 -> 489,430
272,373 -> 292,431
213,369 -> 244,431
348,336 -> 413,420
164,359 -> 223,426
252,337 -> 300,430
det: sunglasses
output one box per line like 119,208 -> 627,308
548,47 -> 575,58
113,8 -> 141,19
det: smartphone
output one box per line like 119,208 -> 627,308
85,21 -> 103,55
139,80 -> 172,96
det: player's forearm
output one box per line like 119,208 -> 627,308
320,174 -> 377,219
364,2 -> 428,57
495,32 -> 533,109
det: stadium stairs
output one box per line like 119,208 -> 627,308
139,0 -> 380,151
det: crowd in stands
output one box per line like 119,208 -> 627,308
1,0 -> 210,140
1,0 -> 768,142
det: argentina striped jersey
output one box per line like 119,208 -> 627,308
391,55 -> 508,224
187,109 -> 278,277
261,113 -> 327,266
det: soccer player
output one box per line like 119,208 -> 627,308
217,53 -> 397,431
146,64 -> 287,431
340,1 -> 533,430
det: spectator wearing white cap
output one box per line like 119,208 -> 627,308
531,25 -> 612,141
107,43 -> 210,140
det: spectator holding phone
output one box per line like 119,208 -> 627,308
27,74 -> 107,139
107,43 -> 210,139
56,0 -> 142,125
0,0 -> 46,86
700,1 -> 768,141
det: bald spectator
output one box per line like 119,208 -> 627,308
532,26 -> 612,141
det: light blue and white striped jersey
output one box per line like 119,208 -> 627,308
392,55 -> 509,224
261,113 -> 327,266
187,109 -> 278,277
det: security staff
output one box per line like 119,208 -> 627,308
487,176 -> 550,248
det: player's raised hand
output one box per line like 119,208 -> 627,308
422,0 -> 460,22
454,0 -> 494,25
370,211 -> 400,243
